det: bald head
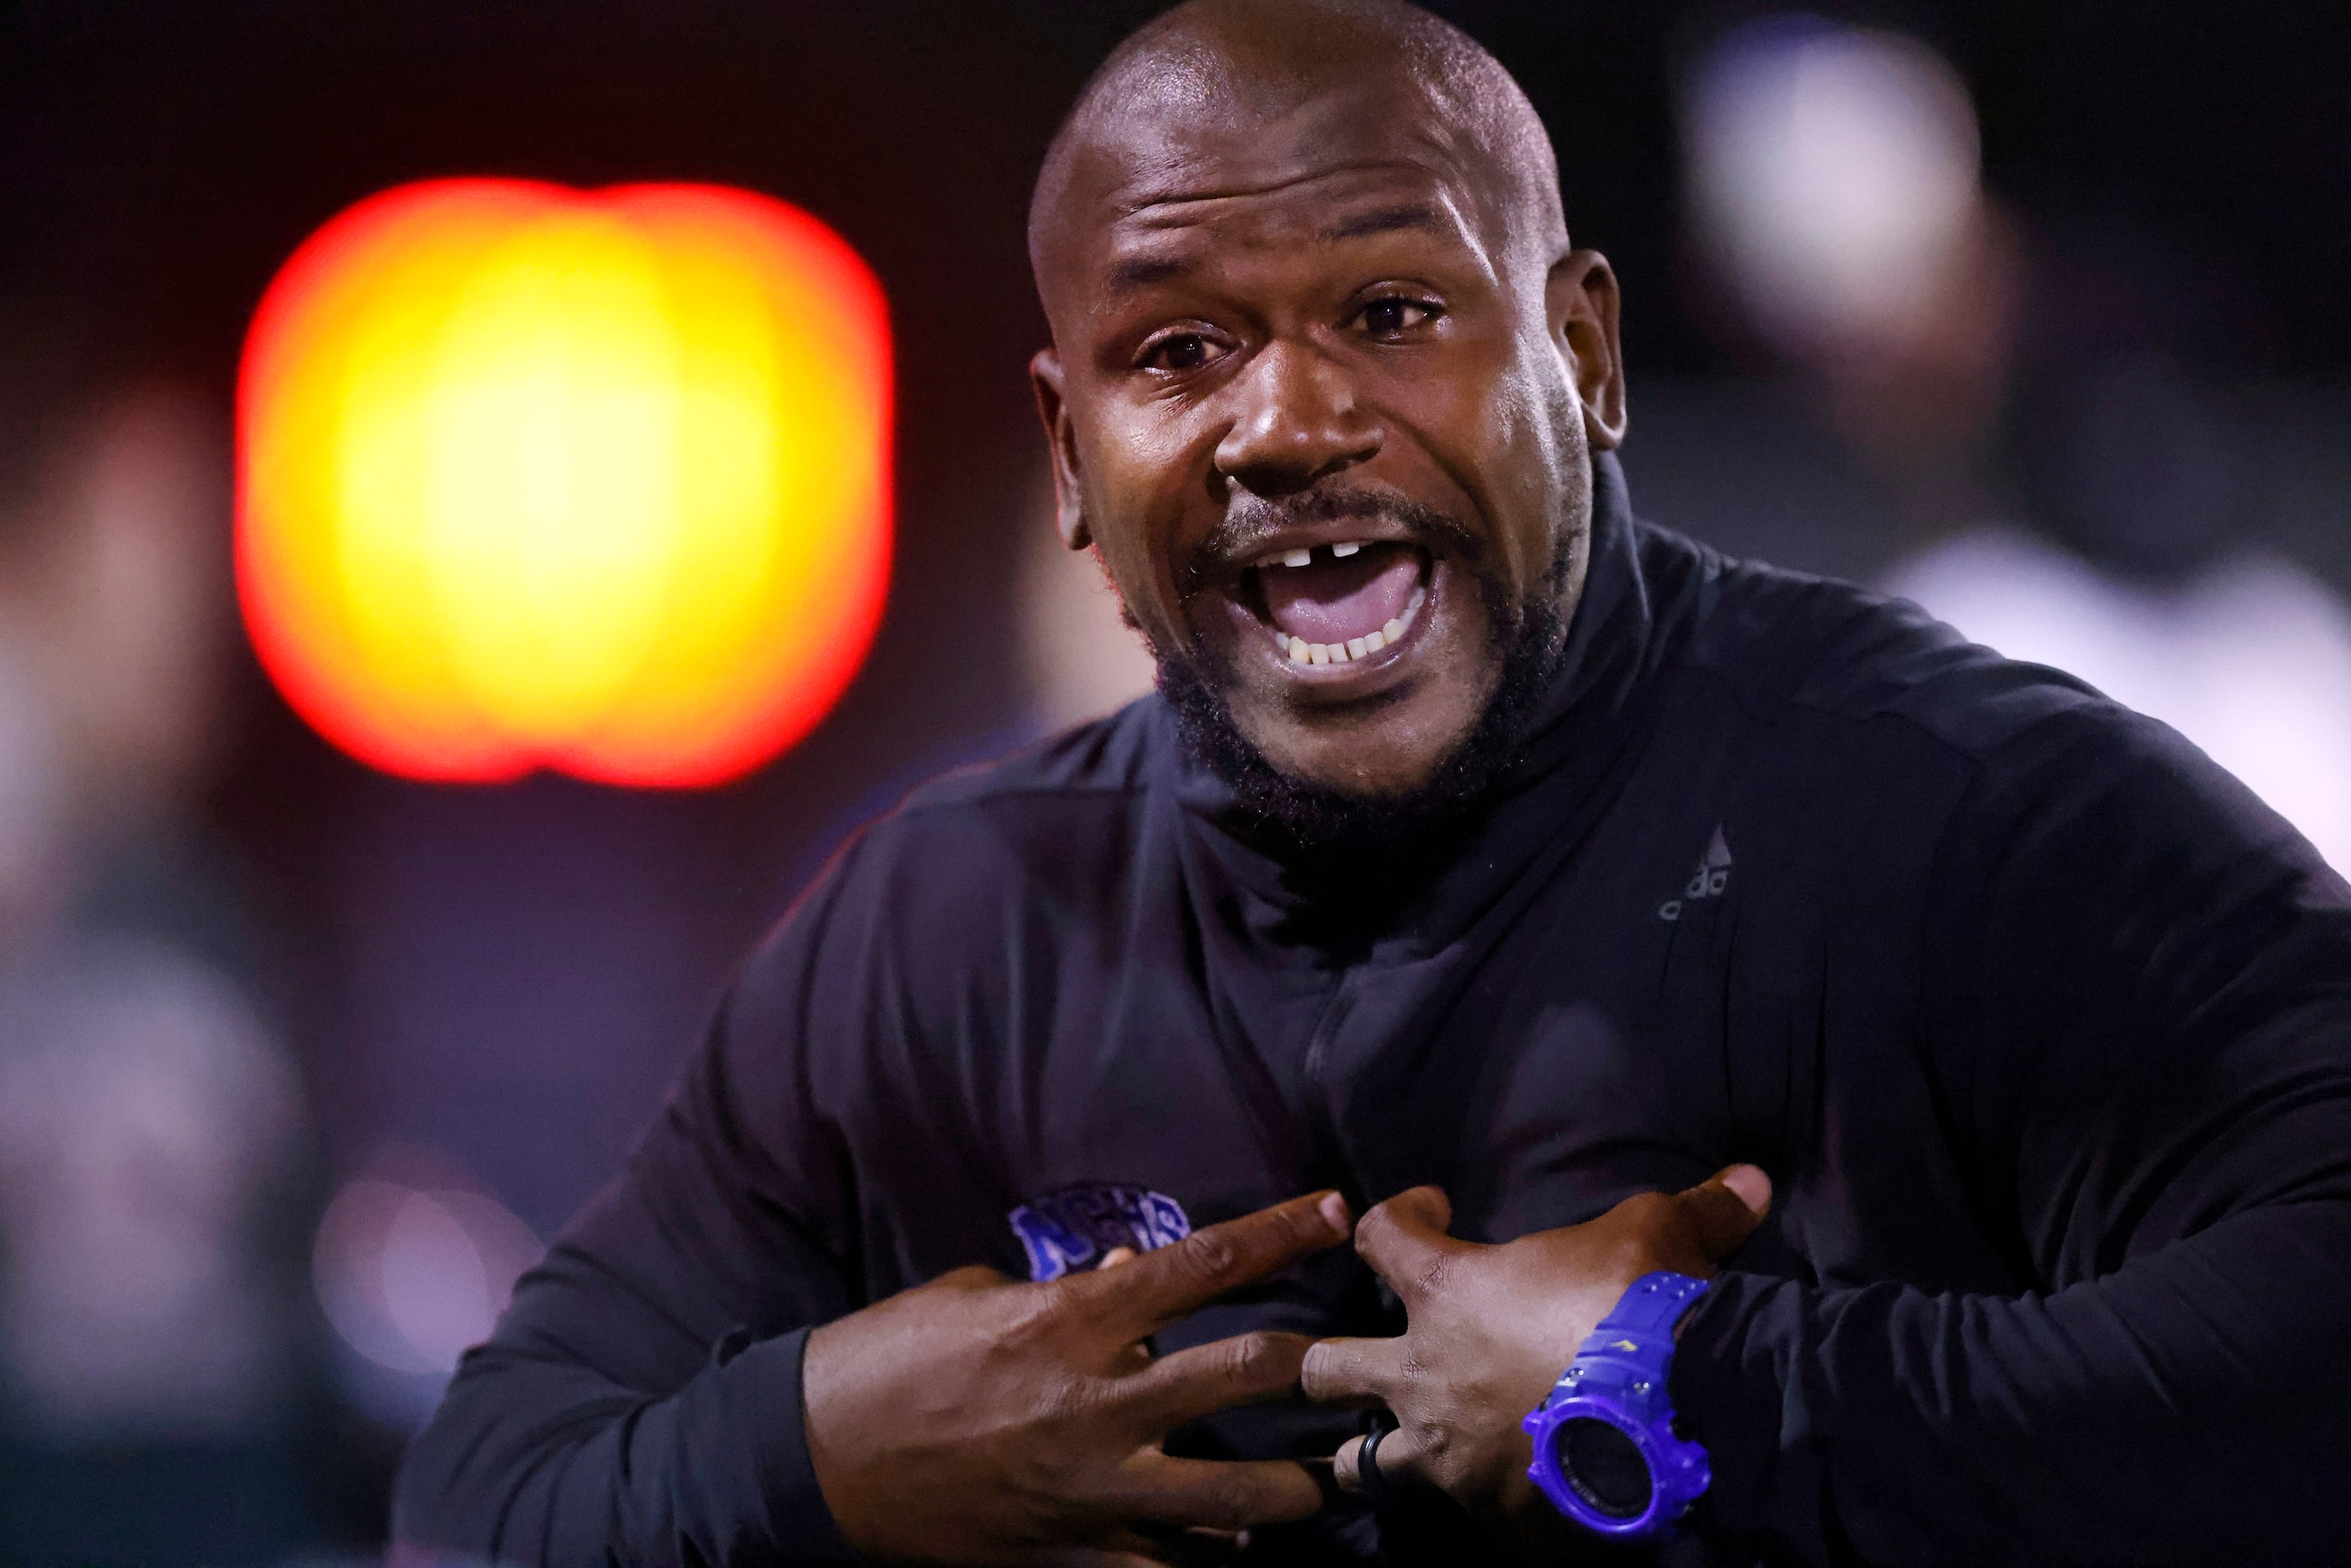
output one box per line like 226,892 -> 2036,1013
1029,0 -> 1569,304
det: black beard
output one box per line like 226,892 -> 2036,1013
1156,550 -> 1575,851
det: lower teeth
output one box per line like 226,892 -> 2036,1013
1282,584 -> 1426,665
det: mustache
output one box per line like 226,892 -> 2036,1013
1186,488 -> 1477,584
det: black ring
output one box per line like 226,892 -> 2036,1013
1356,1411 -> 1400,1508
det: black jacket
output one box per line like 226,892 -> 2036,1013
396,455 -> 2351,1565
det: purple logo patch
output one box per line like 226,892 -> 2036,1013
1009,1184 -> 1192,1282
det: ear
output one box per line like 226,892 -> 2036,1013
1029,346 -> 1091,550
1545,250 -> 1627,452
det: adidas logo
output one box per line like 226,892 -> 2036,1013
1657,825 -> 1732,922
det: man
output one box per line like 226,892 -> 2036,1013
395,3 -> 2351,1563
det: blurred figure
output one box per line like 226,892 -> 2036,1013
1681,13 -> 2018,550
1887,325 -> 2351,870
0,307 -> 326,1564
1681,14 -> 2351,870
1017,464 -> 1155,732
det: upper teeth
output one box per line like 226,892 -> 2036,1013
1269,540 -> 1372,568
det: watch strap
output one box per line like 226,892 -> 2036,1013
1523,1271 -> 1712,1539
1579,1270 -> 1709,1350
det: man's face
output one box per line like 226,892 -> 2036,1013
1032,79 -> 1624,802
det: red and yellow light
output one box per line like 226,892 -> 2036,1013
238,179 -> 892,787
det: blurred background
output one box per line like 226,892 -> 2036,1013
1,1 -> 2346,1559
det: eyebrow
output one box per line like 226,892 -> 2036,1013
1321,202 -> 1449,242
1107,254 -> 1191,294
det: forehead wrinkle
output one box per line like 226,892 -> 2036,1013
1114,158 -> 1449,224
1091,208 -> 1489,326
1096,165 -> 1485,296
1100,97 -> 1518,248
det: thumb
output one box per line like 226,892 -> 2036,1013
1351,1186 -> 1458,1307
1672,1164 -> 1771,1262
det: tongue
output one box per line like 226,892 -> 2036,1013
1258,544 -> 1421,645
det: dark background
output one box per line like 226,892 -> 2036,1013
1,1 -> 2346,1555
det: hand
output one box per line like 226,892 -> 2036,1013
1298,1168 -> 1770,1528
803,1190 -> 1353,1565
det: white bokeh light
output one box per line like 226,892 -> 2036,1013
1685,17 -> 1983,357
313,1172 -> 542,1379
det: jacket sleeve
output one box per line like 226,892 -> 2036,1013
392,842 -> 873,1567
1673,705 -> 2351,1566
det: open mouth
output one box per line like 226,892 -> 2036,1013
1246,539 -> 1432,667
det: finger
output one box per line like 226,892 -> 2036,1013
1099,1245 -> 1139,1270
1075,1191 -> 1351,1335
1331,1424 -> 1424,1493
1037,1545 -> 1178,1568
1115,1330 -> 1313,1429
1111,1451 -> 1322,1531
1298,1334 -> 1409,1406
1068,1525 -> 1246,1567
1672,1163 -> 1772,1261
1331,1434 -> 1367,1492
1042,1529 -> 1246,1568
1349,1186 -> 1460,1306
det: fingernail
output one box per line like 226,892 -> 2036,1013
1318,1191 -> 1353,1235
1722,1164 -> 1772,1215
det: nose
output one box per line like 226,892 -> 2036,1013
1211,340 -> 1380,498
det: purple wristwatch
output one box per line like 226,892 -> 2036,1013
1521,1271 -> 1711,1539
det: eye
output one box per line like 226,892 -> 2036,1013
1139,331 -> 1221,374
1357,296 -> 1440,339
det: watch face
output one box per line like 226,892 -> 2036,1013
1556,1417 -> 1653,1520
